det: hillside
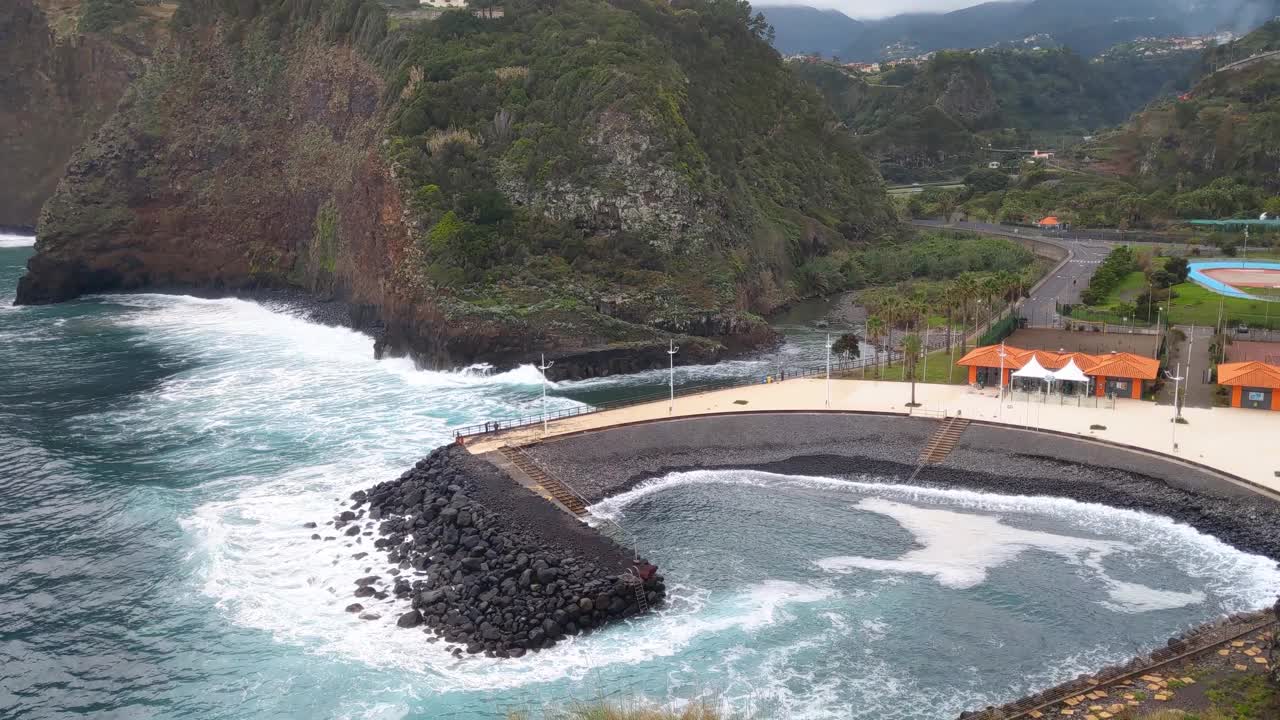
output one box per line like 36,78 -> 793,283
0,0 -> 169,227
15,0 -> 898,373
754,5 -> 862,56
1082,19 -> 1280,194
897,21 -> 1280,230
794,46 -> 1199,182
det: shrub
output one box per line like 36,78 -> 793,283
80,0 -> 138,32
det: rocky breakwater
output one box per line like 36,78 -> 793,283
340,444 -> 665,658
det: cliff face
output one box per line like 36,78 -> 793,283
17,0 -> 898,372
0,0 -> 147,227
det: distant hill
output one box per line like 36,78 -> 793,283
1081,19 -> 1280,192
794,45 -> 1200,182
756,5 -> 862,56
764,0 -> 1280,61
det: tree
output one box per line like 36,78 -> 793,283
1165,256 -> 1190,284
902,334 -> 923,406
953,274 -> 981,351
865,316 -> 886,373
964,168 -> 1010,193
1150,268 -> 1177,289
832,333 -> 861,359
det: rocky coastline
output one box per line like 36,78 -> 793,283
320,445 -> 665,659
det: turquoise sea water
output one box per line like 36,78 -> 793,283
3,236 -> 1279,720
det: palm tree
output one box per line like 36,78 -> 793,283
982,275 -> 1006,330
953,274 -> 980,352
902,334 -> 923,406
865,316 -> 886,378
939,281 -> 958,352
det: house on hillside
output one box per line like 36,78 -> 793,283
1037,216 -> 1066,231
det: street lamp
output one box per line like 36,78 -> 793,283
667,339 -> 679,416
996,342 -> 1008,419
1164,363 -> 1185,452
538,354 -> 555,434
825,332 -> 832,409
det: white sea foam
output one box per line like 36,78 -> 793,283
88,293 -> 1278,712
591,470 -> 1280,613
114,293 -> 831,694
0,233 -> 35,248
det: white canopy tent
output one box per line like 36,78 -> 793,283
1011,355 -> 1053,381
1051,358 -> 1090,384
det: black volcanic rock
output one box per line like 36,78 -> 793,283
345,444 -> 664,657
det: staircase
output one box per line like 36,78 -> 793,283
623,573 -> 649,613
918,417 -> 971,465
499,445 -> 588,516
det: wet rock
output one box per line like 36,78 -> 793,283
345,603 -> 364,613
343,444 -> 665,658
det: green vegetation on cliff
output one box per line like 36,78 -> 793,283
24,0 -> 905,366
383,0 -> 897,329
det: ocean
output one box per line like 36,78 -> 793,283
2,236 -> 1277,719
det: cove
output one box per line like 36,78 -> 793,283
3,239 -> 1278,719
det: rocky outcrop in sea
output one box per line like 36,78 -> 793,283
339,445 -> 664,658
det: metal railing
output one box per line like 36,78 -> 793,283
452,352 -> 903,438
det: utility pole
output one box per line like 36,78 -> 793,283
538,354 -> 554,434
667,339 -> 679,416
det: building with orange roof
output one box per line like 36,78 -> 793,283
1217,361 -> 1280,410
956,344 -> 1161,400
1037,216 -> 1065,230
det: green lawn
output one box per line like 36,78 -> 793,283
1112,270 -> 1150,302
1163,282 -> 1280,330
856,349 -> 969,385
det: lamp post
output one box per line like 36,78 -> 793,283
825,332 -> 832,409
538,353 -> 555,434
996,342 -> 1008,419
1165,363 -> 1185,452
667,339 -> 679,416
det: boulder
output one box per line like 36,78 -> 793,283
397,610 -> 423,628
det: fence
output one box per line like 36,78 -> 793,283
1010,389 -> 1117,410
452,351 -> 903,438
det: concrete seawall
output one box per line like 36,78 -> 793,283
519,413 -> 1280,561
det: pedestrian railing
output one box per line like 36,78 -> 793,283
452,352 -> 903,438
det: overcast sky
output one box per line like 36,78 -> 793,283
757,0 -> 1018,20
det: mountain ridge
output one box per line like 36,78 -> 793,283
759,0 -> 1280,60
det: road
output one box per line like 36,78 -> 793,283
912,220 -> 1114,327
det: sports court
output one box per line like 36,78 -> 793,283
1189,261 -> 1280,300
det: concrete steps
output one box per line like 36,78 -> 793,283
499,445 -> 588,516
918,417 -> 971,465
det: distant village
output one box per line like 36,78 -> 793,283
785,30 -> 1238,74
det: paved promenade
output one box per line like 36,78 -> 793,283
466,377 -> 1280,494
